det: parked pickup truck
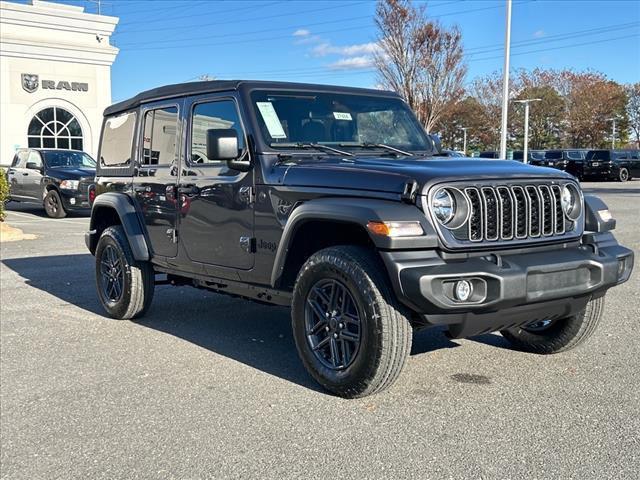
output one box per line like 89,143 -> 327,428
86,80 -> 634,398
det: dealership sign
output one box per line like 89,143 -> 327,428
21,73 -> 88,93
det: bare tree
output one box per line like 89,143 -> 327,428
374,0 -> 467,133
626,83 -> 640,147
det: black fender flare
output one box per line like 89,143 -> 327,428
270,197 -> 438,286
87,192 -> 150,261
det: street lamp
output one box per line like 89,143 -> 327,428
499,0 -> 513,159
514,98 -> 541,164
606,117 -> 620,149
460,127 -> 469,156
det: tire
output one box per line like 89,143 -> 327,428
43,190 -> 66,218
291,245 -> 412,398
500,296 -> 605,354
617,167 -> 629,182
95,225 -> 155,320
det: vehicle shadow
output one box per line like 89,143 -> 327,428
5,201 -> 90,218
2,253 -> 475,393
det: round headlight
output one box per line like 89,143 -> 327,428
433,188 -> 456,225
561,185 -> 576,216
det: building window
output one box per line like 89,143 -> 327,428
27,107 -> 83,150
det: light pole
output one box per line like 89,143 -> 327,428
607,117 -> 619,149
461,127 -> 469,156
514,98 -> 541,164
499,0 -> 513,159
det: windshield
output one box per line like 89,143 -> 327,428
43,150 -> 96,168
586,151 -> 610,160
250,90 -> 432,153
530,151 -> 545,160
545,151 -> 563,159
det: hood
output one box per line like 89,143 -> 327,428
46,166 -> 96,180
279,156 -> 574,194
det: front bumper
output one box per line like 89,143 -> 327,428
381,232 -> 634,338
59,188 -> 91,210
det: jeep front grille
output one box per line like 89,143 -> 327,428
426,181 -> 582,249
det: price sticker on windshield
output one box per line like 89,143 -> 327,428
333,112 -> 353,121
256,102 -> 287,139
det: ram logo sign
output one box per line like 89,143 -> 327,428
20,73 -> 89,93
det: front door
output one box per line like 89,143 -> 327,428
178,95 -> 255,270
132,102 -> 182,258
6,150 -> 29,198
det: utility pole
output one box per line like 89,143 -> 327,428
499,0 -> 512,159
514,98 -> 541,164
461,127 -> 469,156
607,117 -> 619,149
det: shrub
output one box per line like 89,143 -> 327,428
0,168 -> 9,221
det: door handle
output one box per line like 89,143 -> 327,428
22,173 -> 29,176
177,185 -> 200,196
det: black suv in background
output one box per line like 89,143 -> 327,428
86,80 -> 633,398
512,150 -> 545,163
529,149 -> 589,177
6,149 -> 96,217
583,149 -> 640,182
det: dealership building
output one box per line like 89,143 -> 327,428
0,0 -> 119,165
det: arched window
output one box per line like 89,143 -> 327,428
27,107 -> 83,150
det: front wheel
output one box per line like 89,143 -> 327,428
43,190 -> 66,218
291,246 -> 412,398
500,297 -> 605,354
95,226 -> 155,320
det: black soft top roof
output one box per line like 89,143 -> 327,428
104,80 -> 399,116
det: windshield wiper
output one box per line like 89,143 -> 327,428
338,142 -> 413,157
270,142 -> 353,157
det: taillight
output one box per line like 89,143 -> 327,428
88,185 -> 96,205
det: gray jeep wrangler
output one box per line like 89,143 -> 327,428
86,80 -> 634,397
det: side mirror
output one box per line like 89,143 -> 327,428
26,162 -> 41,171
430,134 -> 443,154
206,128 -> 251,172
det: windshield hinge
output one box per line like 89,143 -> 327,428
239,186 -> 256,205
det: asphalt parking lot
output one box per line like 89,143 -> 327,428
1,181 -> 639,479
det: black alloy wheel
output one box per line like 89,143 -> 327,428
305,279 -> 362,370
99,244 -> 125,303
618,167 -> 629,182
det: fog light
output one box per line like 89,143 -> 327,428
455,280 -> 473,302
70,198 -> 76,205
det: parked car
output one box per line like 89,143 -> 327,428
583,149 -> 640,182
6,148 -> 96,217
529,149 -> 589,179
479,151 -> 499,158
86,80 -> 634,398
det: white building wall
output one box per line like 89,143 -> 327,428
0,0 -> 118,165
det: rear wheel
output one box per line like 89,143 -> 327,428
500,297 -> 604,354
95,226 -> 155,319
618,167 -> 629,182
43,190 -> 66,218
291,246 -> 412,398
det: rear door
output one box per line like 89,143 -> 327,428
6,150 -> 28,198
132,101 -> 182,258
178,94 -> 255,270
629,150 -> 640,177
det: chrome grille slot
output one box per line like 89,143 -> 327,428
551,185 -> 565,234
481,187 -> 499,240
539,185 -> 554,236
525,186 -> 541,237
512,186 -> 528,239
465,187 -> 483,242
496,187 -> 514,240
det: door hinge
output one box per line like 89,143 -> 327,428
239,236 -> 256,253
239,186 -> 256,205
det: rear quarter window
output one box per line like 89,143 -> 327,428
99,111 -> 137,168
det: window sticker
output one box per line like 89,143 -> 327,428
333,112 -> 353,121
256,102 -> 287,139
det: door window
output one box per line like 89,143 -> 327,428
190,100 -> 245,165
27,151 -> 43,168
141,106 -> 179,166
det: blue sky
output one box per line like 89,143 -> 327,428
23,0 -> 640,101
